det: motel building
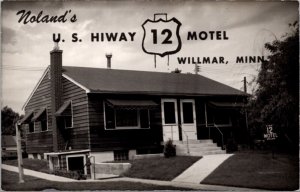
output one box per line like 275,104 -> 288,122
20,46 -> 248,177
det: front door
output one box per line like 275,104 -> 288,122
161,99 -> 179,141
180,99 -> 197,140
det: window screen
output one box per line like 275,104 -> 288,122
182,102 -> 194,123
116,109 -> 138,127
163,102 -> 176,124
105,103 -> 116,129
40,111 -> 47,131
68,156 -> 84,173
29,122 -> 34,133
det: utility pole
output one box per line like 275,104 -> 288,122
243,76 -> 247,94
16,122 -> 24,183
243,77 -> 249,145
194,64 -> 200,74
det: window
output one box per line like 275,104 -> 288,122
66,155 -> 86,174
114,150 -> 129,161
40,110 -> 48,131
29,121 -> 34,133
61,102 -> 73,128
182,102 -> 194,123
32,108 -> 47,132
115,109 -> 138,127
104,103 -> 150,129
63,102 -> 73,128
206,105 -> 232,127
65,116 -> 72,128
163,101 -> 176,124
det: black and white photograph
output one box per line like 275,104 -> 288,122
1,0 -> 299,191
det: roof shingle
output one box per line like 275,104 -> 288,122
62,66 -> 246,96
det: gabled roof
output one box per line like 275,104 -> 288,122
62,66 -> 246,96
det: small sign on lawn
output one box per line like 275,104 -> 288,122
264,125 -> 278,140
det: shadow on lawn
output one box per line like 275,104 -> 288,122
1,170 -> 191,191
201,152 -> 299,190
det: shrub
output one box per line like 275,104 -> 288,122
164,139 -> 176,158
226,137 -> 238,153
53,169 -> 86,180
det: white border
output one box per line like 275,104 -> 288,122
161,98 -> 178,126
62,74 -> 90,93
66,154 -> 87,175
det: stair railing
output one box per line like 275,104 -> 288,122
181,129 -> 190,154
213,124 -> 224,150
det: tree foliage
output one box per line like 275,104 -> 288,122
171,68 -> 182,73
1,106 -> 23,135
248,22 -> 299,146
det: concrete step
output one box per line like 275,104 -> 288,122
177,149 -> 226,156
173,139 -> 225,157
176,146 -> 222,153
175,143 -> 217,148
173,139 -> 213,145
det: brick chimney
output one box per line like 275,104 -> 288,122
106,53 -> 112,69
50,44 -> 63,152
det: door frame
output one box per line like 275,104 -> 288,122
179,99 -> 197,140
161,98 -> 179,141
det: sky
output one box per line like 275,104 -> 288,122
1,0 -> 298,114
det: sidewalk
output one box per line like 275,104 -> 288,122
2,164 -> 75,182
173,154 -> 233,183
2,163 -> 262,190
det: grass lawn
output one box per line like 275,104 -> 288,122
201,152 -> 299,190
123,156 -> 201,181
1,170 -> 191,191
3,158 -> 49,173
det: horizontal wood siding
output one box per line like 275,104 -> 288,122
62,77 -> 89,150
88,95 -> 163,152
24,71 -> 89,154
25,70 -> 53,154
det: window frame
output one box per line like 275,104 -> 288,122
28,120 -> 35,133
161,99 -> 178,126
26,112 -> 35,134
40,108 -> 48,132
205,103 -> 233,127
66,154 -> 87,175
64,101 -> 74,129
103,101 -> 151,130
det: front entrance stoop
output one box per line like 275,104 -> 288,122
173,139 -> 226,156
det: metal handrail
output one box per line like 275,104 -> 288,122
181,129 -> 190,154
213,124 -> 224,149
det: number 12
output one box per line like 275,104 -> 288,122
151,29 -> 172,44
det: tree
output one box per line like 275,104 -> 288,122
1,106 -> 23,135
248,22 -> 299,149
171,68 -> 182,73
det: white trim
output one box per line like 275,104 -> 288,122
64,101 -> 74,129
103,101 -> 150,130
62,74 -> 90,93
22,66 -> 50,110
161,99 -> 178,125
66,154 -> 87,175
44,149 -> 90,156
180,99 -> 196,125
